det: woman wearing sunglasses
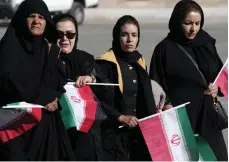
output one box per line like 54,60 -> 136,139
53,14 -> 103,161
54,14 -> 95,85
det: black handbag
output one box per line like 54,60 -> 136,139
213,98 -> 228,130
177,43 -> 228,130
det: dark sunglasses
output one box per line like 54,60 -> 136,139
57,30 -> 76,39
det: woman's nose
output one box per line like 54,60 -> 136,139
63,35 -> 68,40
127,35 -> 133,42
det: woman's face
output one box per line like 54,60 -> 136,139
56,20 -> 76,54
181,11 -> 201,40
27,13 -> 46,36
119,23 -> 138,53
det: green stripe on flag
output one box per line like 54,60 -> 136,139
59,94 -> 76,129
7,102 -> 20,106
176,106 -> 199,161
195,135 -> 217,161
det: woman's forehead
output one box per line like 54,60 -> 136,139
120,23 -> 138,32
28,13 -> 44,16
56,21 -> 76,31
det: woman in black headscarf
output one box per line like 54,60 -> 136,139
53,13 -> 103,161
95,15 -> 157,161
53,13 -> 95,82
149,0 -> 227,160
0,0 -> 75,160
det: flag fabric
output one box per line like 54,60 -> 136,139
195,135 -> 217,161
0,102 -> 42,143
215,59 -> 228,98
138,103 -> 199,161
59,84 -> 97,133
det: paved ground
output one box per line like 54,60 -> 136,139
0,20 -> 227,148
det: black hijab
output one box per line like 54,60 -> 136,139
53,14 -> 94,81
0,0 -> 65,106
112,15 -> 142,63
167,0 -> 223,83
112,15 -> 157,116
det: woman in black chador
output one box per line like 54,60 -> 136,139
149,0 -> 227,160
0,0 -> 75,160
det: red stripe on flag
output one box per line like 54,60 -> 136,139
138,115 -> 173,161
76,86 -> 97,133
0,107 -> 42,143
216,68 -> 228,98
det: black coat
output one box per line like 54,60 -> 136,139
60,49 -> 95,81
94,50 -> 155,161
150,37 -> 222,132
95,52 -> 155,123
59,49 -> 105,161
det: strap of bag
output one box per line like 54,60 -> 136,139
176,44 -> 221,103
176,43 -> 208,85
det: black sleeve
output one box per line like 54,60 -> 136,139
35,46 -> 67,106
149,43 -> 172,105
77,50 -> 95,76
91,60 -> 122,121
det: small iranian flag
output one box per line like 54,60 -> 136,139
59,84 -> 97,133
214,59 -> 228,98
0,102 -> 42,143
138,102 -> 199,161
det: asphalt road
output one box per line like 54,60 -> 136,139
0,21 -> 227,148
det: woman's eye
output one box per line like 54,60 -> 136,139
120,32 -> 127,37
184,22 -> 191,25
132,34 -> 137,37
39,15 -> 44,19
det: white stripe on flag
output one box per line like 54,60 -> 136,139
161,110 -> 190,161
74,87 -> 86,130
64,85 -> 86,130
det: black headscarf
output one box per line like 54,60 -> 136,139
0,0 -> 66,106
112,15 -> 157,116
11,0 -> 57,43
112,15 -> 142,63
167,0 -> 223,82
53,14 -> 94,81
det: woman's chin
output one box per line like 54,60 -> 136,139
61,48 -> 71,54
124,49 -> 135,53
